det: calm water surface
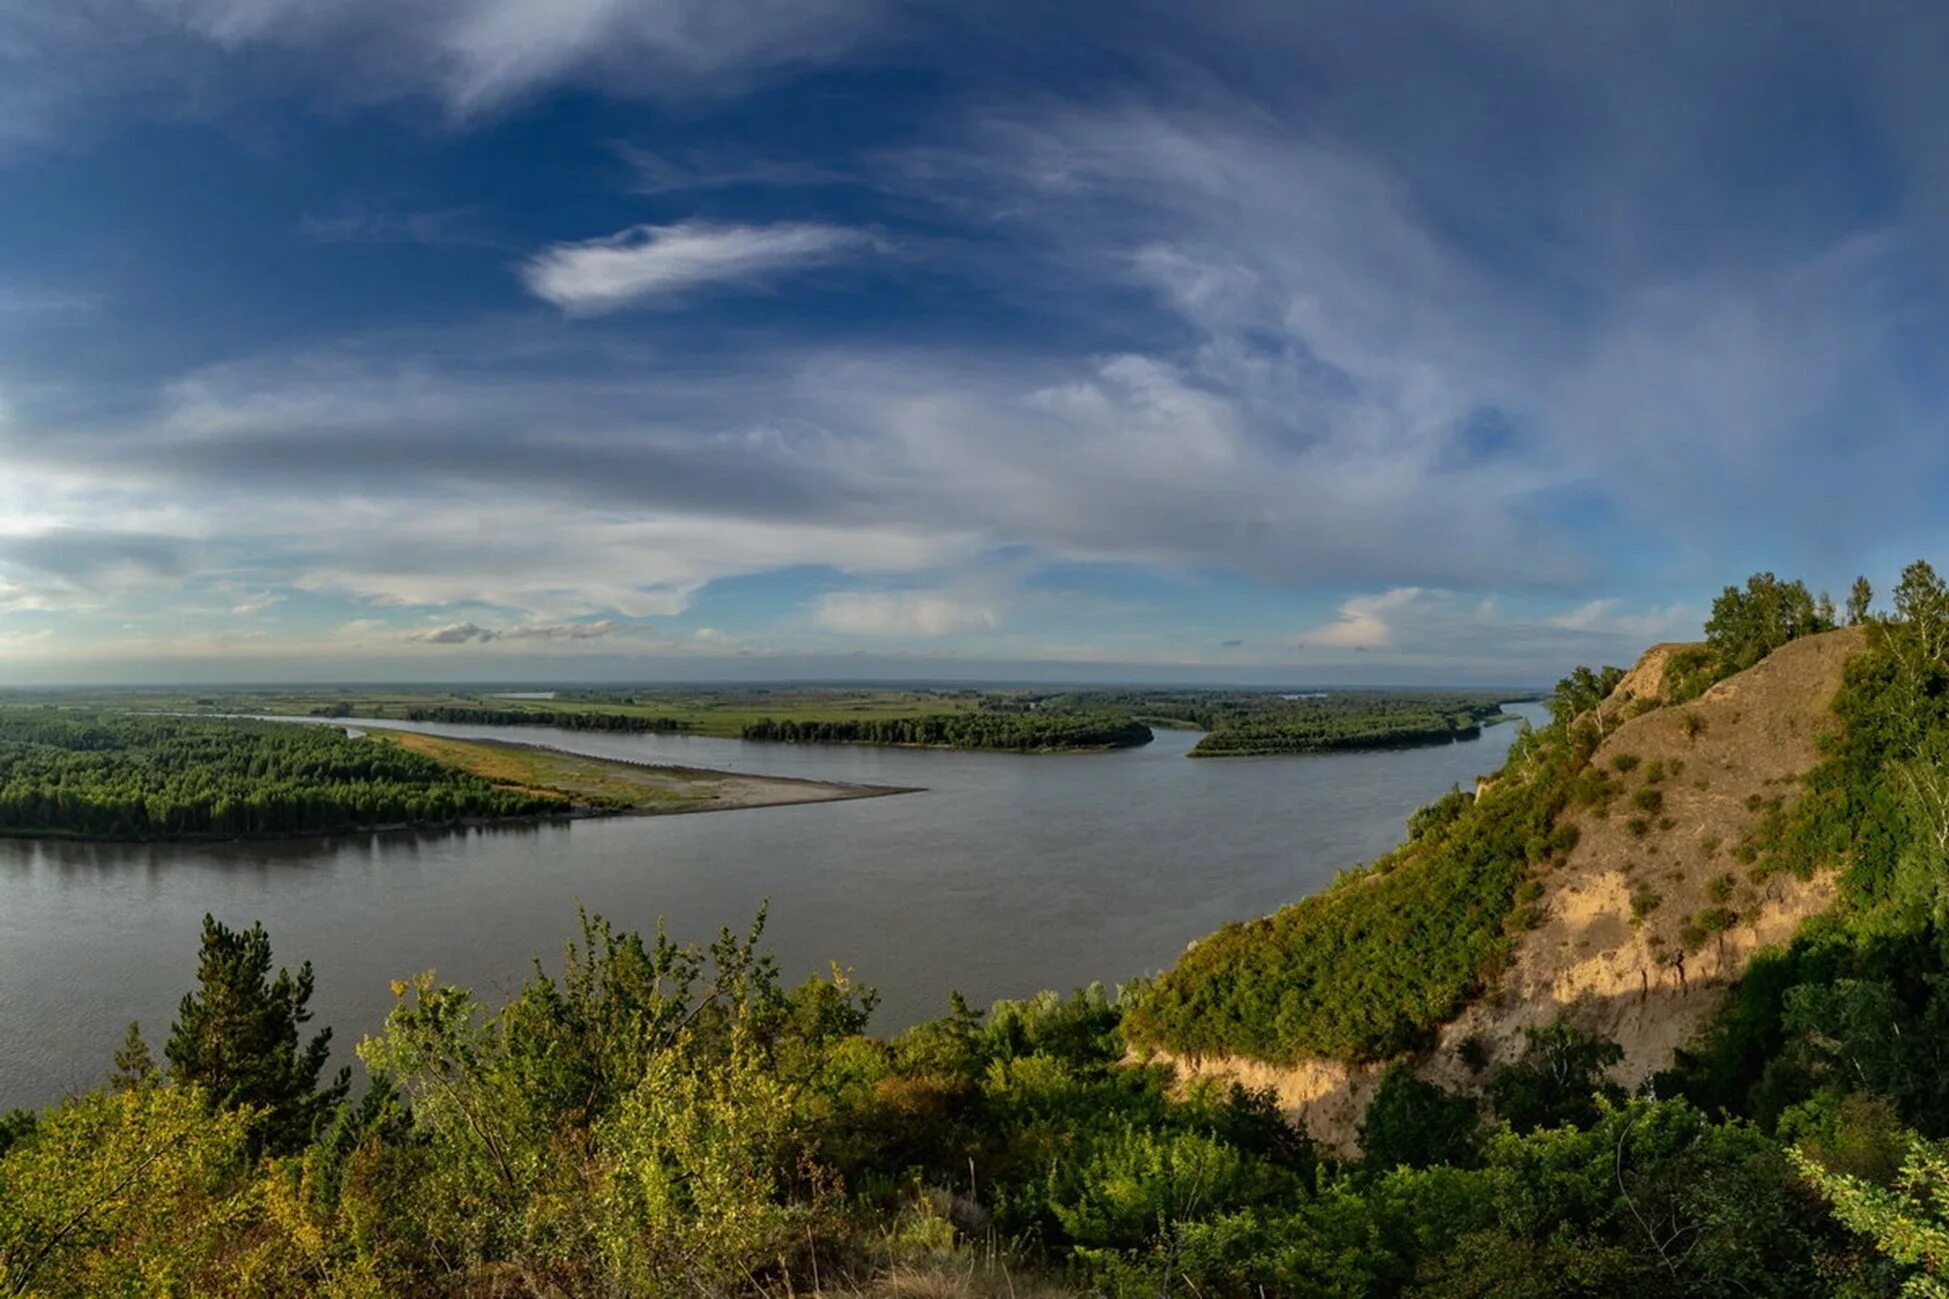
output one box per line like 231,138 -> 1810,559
0,704 -> 1546,1106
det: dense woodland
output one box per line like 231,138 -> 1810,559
18,568 -> 1949,1293
741,712 -> 1153,751
742,690 -> 1518,757
0,713 -> 561,839
1183,695 -> 1507,756
390,705 -> 692,732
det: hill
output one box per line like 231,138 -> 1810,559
1130,625 -> 1868,1150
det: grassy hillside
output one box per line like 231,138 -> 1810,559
1125,708 -> 1581,1062
1125,586 -> 1867,1070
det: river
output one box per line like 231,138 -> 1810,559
0,702 -> 1548,1107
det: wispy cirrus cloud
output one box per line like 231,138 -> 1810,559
0,0 -> 889,136
406,619 -> 619,645
298,206 -> 496,247
521,222 -> 874,314
0,285 -> 99,314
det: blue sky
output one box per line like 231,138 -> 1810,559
0,1 -> 1945,685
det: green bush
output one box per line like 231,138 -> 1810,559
1359,1064 -> 1479,1169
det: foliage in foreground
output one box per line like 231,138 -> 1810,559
0,913 -> 1874,1298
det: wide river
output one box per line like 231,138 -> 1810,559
0,703 -> 1547,1107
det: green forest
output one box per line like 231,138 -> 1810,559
1184,694 -> 1509,757
741,691 -> 1520,757
740,712 -> 1154,751
16,567 -> 1949,1294
386,705 -> 692,732
0,713 -> 563,839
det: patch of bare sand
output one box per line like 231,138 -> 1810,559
677,771 -> 916,812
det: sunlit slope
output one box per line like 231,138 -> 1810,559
1126,629 -> 1864,1131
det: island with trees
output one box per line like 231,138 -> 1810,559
739,711 -> 1155,751
0,711 -> 909,841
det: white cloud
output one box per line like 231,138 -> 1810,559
230,591 -> 285,615
1300,588 -> 1424,650
502,619 -> 619,641
34,0 -> 885,116
1546,599 -> 1700,643
0,627 -> 56,657
404,618 -> 620,645
521,221 -> 871,314
816,590 -> 1001,637
407,621 -> 497,644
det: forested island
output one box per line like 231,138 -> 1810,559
11,567 -> 1949,1294
740,711 -> 1154,751
0,712 -> 905,840
0,712 -> 562,839
1181,692 -> 1514,756
316,704 -> 695,732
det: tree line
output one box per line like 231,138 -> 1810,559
741,712 -> 1153,751
0,712 -> 561,839
395,705 -> 693,732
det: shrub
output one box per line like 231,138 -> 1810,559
1612,753 -> 1641,774
1487,1023 -> 1624,1133
1359,1064 -> 1479,1169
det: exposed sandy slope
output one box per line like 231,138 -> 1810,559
1151,628 -> 1864,1154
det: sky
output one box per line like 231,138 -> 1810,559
0,1 -> 1946,686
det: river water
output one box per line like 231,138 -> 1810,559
0,704 -> 1547,1107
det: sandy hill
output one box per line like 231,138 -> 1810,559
1161,626 -> 1866,1151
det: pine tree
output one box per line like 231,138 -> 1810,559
164,915 -> 348,1153
109,1021 -> 155,1090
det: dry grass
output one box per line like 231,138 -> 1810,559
813,1260 -> 1075,1299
